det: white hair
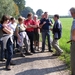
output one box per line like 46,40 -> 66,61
41,13 -> 44,16
34,15 -> 38,18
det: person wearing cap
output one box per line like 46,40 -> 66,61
33,15 -> 40,51
40,12 -> 53,52
69,7 -> 75,75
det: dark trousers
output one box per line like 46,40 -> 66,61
6,38 -> 13,67
13,36 -> 19,49
26,31 -> 34,52
42,30 -> 51,51
0,40 -> 4,60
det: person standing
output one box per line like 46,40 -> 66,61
33,15 -> 40,51
52,14 -> 63,56
40,12 -> 53,52
9,17 -> 17,52
69,7 -> 75,75
1,15 -> 15,70
24,13 -> 37,53
0,23 -> 4,61
16,17 -> 32,57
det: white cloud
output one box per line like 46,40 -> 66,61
26,0 -> 75,16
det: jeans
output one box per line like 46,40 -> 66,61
6,38 -> 13,67
0,40 -> 4,60
26,31 -> 34,52
42,30 -> 51,51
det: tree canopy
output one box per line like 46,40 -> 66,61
0,0 -> 19,18
13,0 -> 26,14
21,7 -> 35,18
36,9 -> 43,17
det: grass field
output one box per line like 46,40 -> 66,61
59,18 -> 73,68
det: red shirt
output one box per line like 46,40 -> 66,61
34,20 -> 40,26
24,19 -> 35,32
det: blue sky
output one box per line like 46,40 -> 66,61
26,0 -> 75,16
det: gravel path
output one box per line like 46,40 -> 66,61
0,43 -> 70,75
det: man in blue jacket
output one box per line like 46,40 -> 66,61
40,12 -> 53,52
52,14 -> 63,56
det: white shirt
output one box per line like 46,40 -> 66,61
9,22 -> 17,32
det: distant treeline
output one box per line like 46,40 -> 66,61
49,15 -> 72,18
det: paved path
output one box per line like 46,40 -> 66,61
0,43 -> 70,75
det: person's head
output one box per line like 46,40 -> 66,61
53,14 -> 59,21
33,15 -> 38,21
1,15 -> 9,24
44,12 -> 48,19
27,13 -> 33,20
18,17 -> 24,24
41,13 -> 45,19
70,7 -> 75,18
10,17 -> 16,24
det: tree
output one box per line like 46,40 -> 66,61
36,9 -> 43,17
0,0 -> 19,18
13,3 -> 19,17
21,7 -> 35,18
13,0 -> 26,14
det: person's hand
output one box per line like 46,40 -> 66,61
49,22 -> 52,24
50,28 -> 53,31
24,25 -> 27,28
18,38 -> 21,43
43,21 -> 46,25
28,23 -> 31,27
49,22 -> 53,26
72,36 -> 75,41
38,32 -> 41,35
28,23 -> 30,25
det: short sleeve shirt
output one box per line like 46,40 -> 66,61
40,18 -> 51,30
16,24 -> 26,32
24,19 -> 35,32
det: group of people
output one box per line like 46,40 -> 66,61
0,12 -> 63,71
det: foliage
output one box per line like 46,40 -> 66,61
13,0 -> 26,14
36,9 -> 43,17
21,7 -> 35,18
13,3 -> 19,17
0,0 -> 19,18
